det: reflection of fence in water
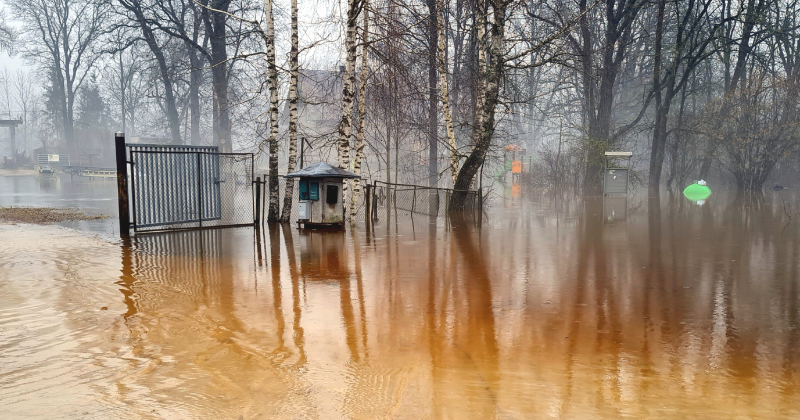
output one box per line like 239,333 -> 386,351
126,229 -> 226,302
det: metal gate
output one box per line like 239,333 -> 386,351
127,144 -> 254,233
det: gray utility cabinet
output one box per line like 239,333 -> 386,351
604,168 -> 629,195
603,151 -> 632,196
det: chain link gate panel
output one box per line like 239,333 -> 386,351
128,144 -> 254,233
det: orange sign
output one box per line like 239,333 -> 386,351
511,184 -> 521,198
511,161 -> 522,174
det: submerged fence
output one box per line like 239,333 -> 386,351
254,178 -> 482,224
116,133 -> 254,236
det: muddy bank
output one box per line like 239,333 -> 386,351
0,206 -> 109,225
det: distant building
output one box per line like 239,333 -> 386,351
280,69 -> 344,140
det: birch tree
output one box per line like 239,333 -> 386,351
336,0 -> 365,215
264,0 -> 280,222
280,0 -> 300,223
437,0 -> 458,185
350,2 -> 368,220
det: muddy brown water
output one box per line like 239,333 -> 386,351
1,180 -> 800,418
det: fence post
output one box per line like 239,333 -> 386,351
365,183 -> 371,226
372,180 -> 378,221
197,152 -> 203,228
115,132 -> 130,238
411,186 -> 416,215
254,176 -> 262,226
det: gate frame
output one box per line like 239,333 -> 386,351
114,132 -> 256,237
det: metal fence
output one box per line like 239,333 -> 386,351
368,181 -> 482,222
254,178 -> 481,224
128,144 -> 254,233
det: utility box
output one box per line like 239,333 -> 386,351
603,151 -> 632,196
286,162 -> 360,230
298,201 -> 310,220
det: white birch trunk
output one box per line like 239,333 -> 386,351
350,3 -> 369,220
337,0 -> 361,218
265,0 -> 280,222
281,0 -> 299,223
437,0 -> 458,186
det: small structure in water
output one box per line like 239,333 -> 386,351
603,151 -> 632,196
285,162 -> 360,230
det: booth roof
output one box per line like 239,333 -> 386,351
285,161 -> 361,178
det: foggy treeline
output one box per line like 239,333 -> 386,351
1,0 -> 800,212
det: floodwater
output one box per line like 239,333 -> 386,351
2,178 -> 800,419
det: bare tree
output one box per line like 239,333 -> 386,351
10,0 -> 108,148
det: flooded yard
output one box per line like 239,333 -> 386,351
1,175 -> 800,418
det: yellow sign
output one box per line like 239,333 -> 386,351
48,154 -> 60,162
511,161 -> 522,174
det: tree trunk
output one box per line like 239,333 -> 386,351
280,0 -> 300,223
437,0 -> 458,185
699,0 -> 764,178
648,0 -> 666,192
141,21 -> 182,144
427,0 -> 438,189
206,0 -> 232,152
337,0 -> 362,214
264,0 -> 280,222
350,2 -> 369,220
450,0 -> 504,212
188,42 -> 202,146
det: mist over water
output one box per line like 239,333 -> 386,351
1,181 -> 800,418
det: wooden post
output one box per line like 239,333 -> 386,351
254,176 -> 262,226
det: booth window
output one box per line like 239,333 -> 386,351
326,185 -> 338,204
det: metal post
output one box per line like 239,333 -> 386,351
9,124 -> 16,166
372,180 -> 378,221
115,132 -> 130,237
411,185 -> 416,215
300,136 -> 304,169
254,176 -> 262,226
197,152 -> 202,228
365,183 -> 371,226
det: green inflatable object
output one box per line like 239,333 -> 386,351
683,183 -> 711,201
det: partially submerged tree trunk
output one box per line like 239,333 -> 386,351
437,0 -> 458,185
427,0 -> 438,189
350,2 -> 369,220
337,0 -> 363,216
450,0 -> 504,212
280,0 -> 300,223
264,0 -> 280,222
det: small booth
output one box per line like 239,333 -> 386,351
285,162 -> 360,230
603,151 -> 632,196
